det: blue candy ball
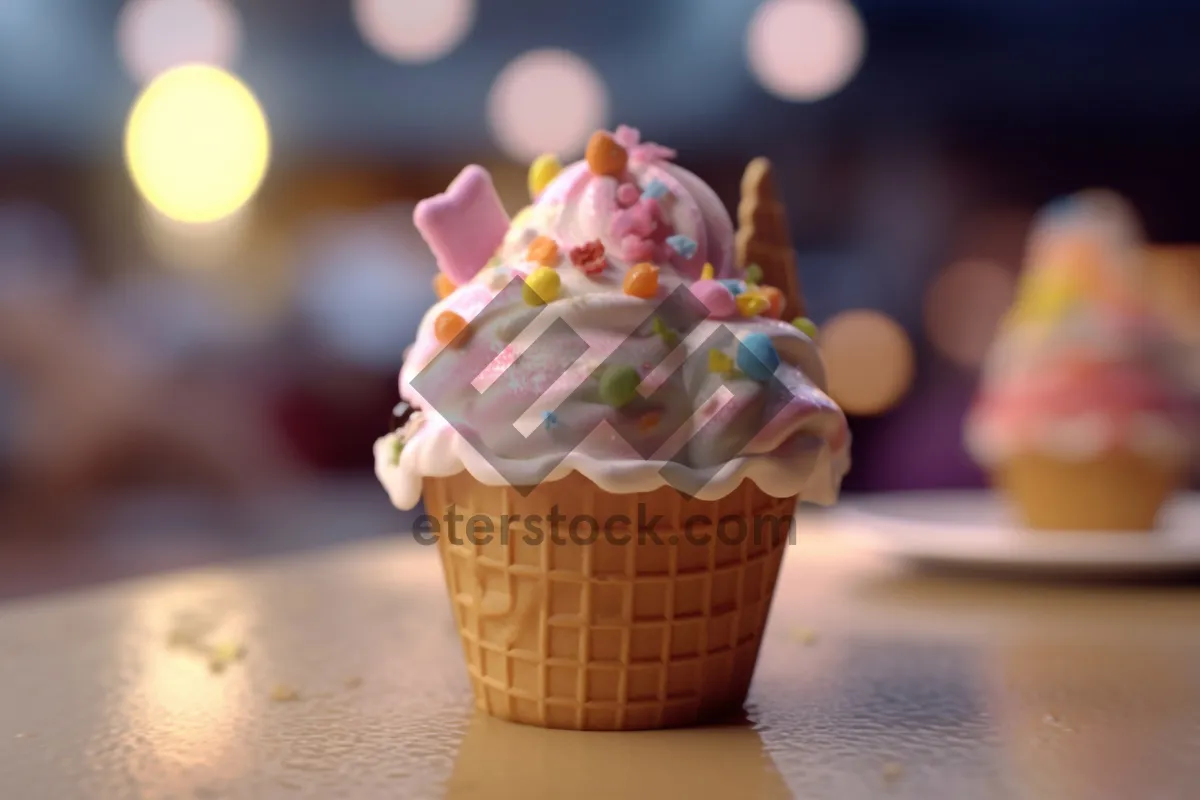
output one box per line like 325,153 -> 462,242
736,332 -> 780,382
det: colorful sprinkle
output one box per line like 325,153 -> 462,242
666,235 -> 698,259
434,310 -> 471,346
737,333 -> 780,382
599,365 -> 641,408
651,316 -> 679,347
757,285 -> 784,318
528,154 -> 562,199
690,280 -> 737,319
620,235 -> 656,263
526,235 -> 560,267
617,183 -> 641,207
708,349 -> 735,375
523,266 -> 561,305
719,279 -> 744,296
642,179 -> 669,200
699,263 -> 714,281
638,410 -> 663,432
569,240 -> 607,276
623,262 -> 660,299
433,273 -> 456,300
586,131 -> 628,177
541,411 -> 558,430
744,263 -> 764,285
736,292 -> 769,317
792,317 -> 819,339
390,437 -> 403,466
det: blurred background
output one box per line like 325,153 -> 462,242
1,0 -> 1197,598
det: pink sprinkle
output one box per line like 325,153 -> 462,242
617,183 -> 640,207
633,142 -> 677,163
613,126 -> 641,148
611,209 -> 636,239
621,236 -> 656,262
629,203 -> 658,237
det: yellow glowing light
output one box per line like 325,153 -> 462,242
125,65 -> 270,223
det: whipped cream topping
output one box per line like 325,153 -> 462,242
376,128 -> 850,510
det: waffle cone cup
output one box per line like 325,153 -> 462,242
423,471 -> 797,730
993,450 -> 1181,531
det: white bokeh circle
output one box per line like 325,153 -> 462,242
488,49 -> 609,162
746,0 -> 866,102
117,0 -> 242,84
353,0 -> 475,64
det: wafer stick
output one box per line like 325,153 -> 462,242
735,158 -> 805,318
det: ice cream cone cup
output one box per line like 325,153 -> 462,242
423,470 -> 796,730
992,450 -> 1181,531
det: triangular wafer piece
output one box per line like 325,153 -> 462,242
735,157 -> 805,318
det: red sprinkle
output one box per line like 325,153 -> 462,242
569,240 -> 607,276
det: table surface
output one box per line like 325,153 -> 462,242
2,508 -> 1199,800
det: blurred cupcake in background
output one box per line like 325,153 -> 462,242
965,191 -> 1196,531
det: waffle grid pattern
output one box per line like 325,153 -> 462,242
425,472 -> 796,730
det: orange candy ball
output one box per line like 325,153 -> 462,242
586,131 -> 628,177
623,262 -> 660,299
434,273 -> 456,300
757,285 -> 784,318
526,235 -> 560,267
434,310 -> 470,347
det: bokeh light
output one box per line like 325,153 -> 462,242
488,49 -> 609,162
820,309 -> 915,415
924,259 -> 1017,369
296,205 -> 433,370
125,65 -> 270,224
353,0 -> 475,64
0,202 -> 82,296
746,0 -> 866,102
116,0 -> 242,84
1144,247 -> 1200,337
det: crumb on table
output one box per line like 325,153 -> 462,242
791,628 -> 818,646
206,642 -> 248,674
882,761 -> 904,784
270,685 -> 301,703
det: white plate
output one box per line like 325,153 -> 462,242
835,490 -> 1200,577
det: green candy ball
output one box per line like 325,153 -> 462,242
599,365 -> 641,408
792,317 -> 819,339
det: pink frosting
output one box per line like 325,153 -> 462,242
971,360 -> 1192,444
534,130 -> 737,280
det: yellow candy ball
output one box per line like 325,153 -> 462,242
736,292 -> 769,317
523,266 -> 561,305
700,263 -> 715,281
708,349 -> 734,374
528,154 -> 562,199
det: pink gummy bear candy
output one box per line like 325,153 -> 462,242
413,165 -> 510,286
